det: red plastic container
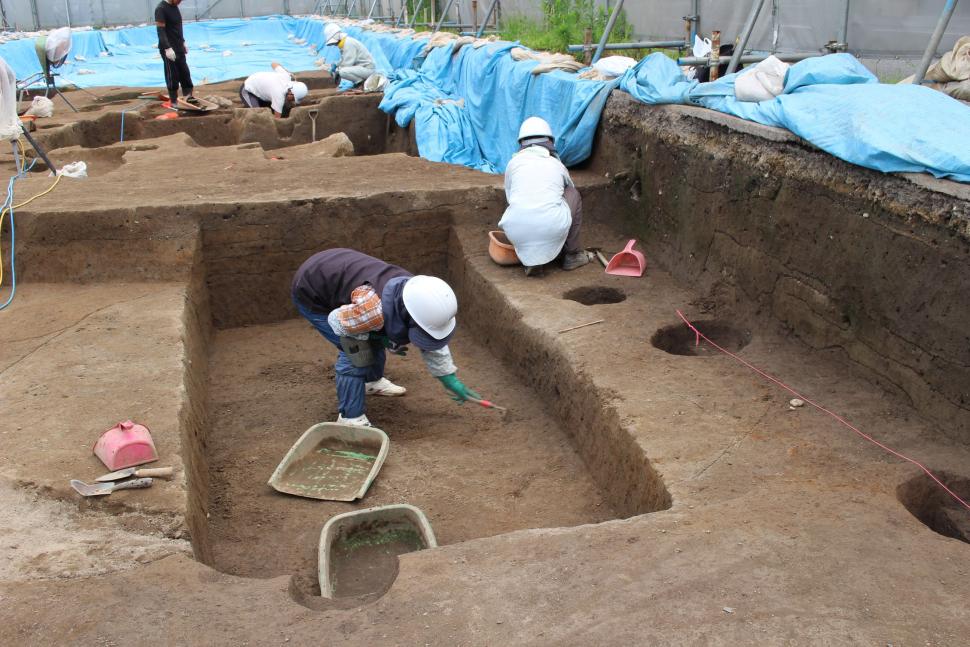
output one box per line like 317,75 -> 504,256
93,420 -> 158,471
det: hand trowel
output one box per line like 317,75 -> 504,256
70,477 -> 154,497
96,466 -> 173,482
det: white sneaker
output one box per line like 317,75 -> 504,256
337,414 -> 372,427
365,377 -> 407,397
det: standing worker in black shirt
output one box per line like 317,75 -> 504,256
155,0 -> 197,108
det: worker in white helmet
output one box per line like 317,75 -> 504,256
240,62 -> 309,118
292,248 -> 485,427
499,116 -> 590,276
323,23 -> 377,87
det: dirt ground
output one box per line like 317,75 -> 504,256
206,322 -> 614,600
1,72 -> 970,646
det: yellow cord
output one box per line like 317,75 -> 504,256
17,138 -> 26,172
0,171 -> 62,287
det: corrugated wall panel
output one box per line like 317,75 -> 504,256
1,0 -> 968,58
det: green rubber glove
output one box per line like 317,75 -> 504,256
437,373 -> 481,404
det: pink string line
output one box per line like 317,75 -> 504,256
675,310 -> 970,513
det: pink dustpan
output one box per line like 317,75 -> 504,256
93,420 -> 158,471
605,239 -> 646,277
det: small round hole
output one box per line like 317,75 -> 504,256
563,286 -> 626,306
651,320 -> 752,356
897,471 -> 970,545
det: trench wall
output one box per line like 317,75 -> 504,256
31,94 -> 409,156
587,94 -> 970,442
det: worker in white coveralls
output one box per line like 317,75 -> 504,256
239,62 -> 308,118
499,117 -> 590,276
323,23 -> 377,87
291,248 -> 487,427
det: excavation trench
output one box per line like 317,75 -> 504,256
189,205 -> 670,606
27,93 -> 413,157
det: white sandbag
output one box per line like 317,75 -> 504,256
0,56 -> 20,141
53,161 -> 87,178
363,73 -> 387,92
926,35 -> 970,83
592,56 -> 637,79
692,34 -> 712,58
24,96 -> 54,118
735,55 -> 790,102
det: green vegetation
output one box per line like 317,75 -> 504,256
500,0 -> 635,56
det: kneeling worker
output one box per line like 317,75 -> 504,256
323,24 -> 377,87
292,248 -> 484,427
499,117 -> 590,276
240,62 -> 308,118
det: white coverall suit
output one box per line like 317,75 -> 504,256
498,145 -> 581,267
336,36 -> 376,85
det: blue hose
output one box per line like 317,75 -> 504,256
0,157 -> 38,311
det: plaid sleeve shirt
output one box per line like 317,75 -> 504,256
333,284 -> 384,334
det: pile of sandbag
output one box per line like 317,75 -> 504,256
901,36 -> 970,101
510,48 -> 584,75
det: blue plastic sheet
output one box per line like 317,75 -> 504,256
0,15 -> 324,89
620,52 -> 970,183
0,16 -> 616,175
379,40 -> 619,173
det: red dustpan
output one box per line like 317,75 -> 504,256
605,239 -> 646,277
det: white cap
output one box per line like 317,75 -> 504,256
324,24 -> 344,46
518,116 -> 554,142
290,81 -> 308,103
402,275 -> 457,340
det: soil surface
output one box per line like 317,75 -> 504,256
2,70 -> 970,646
205,321 -> 615,596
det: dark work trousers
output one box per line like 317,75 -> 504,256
239,87 -> 271,109
563,185 -> 583,254
293,298 -> 386,419
162,50 -> 193,104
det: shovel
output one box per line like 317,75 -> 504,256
70,477 -> 153,497
96,466 -> 173,482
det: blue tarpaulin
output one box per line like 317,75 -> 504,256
379,39 -> 618,173
0,16 -> 326,89
620,52 -> 970,183
2,16 -> 969,182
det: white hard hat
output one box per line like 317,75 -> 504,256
518,116 -> 554,142
324,24 -> 344,46
402,275 -> 457,340
290,81 -> 308,102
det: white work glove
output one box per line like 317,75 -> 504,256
164,47 -> 176,61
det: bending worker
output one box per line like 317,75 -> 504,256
499,117 -> 590,276
240,62 -> 308,118
155,0 -> 197,108
323,24 -> 377,87
292,248 -> 484,427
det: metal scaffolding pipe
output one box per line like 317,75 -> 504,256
837,0 -> 851,48
434,0 -> 457,33
592,0 -> 624,64
679,51 -> 821,67
913,0 -> 960,85
727,0 -> 767,74
476,0 -> 499,38
568,39 -> 686,53
408,0 -> 425,28
691,0 -> 700,42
